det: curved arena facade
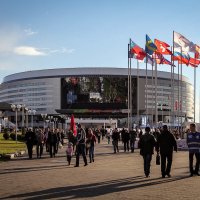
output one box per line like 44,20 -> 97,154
0,67 -> 194,126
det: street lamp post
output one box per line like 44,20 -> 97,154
21,104 -> 26,134
28,109 -> 36,129
41,113 -> 47,129
11,104 -> 22,143
25,107 -> 29,129
54,118 -> 58,129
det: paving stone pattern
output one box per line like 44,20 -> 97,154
0,141 -> 199,200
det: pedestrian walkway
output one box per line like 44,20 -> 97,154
0,141 -> 199,200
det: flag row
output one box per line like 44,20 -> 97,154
129,31 -> 200,68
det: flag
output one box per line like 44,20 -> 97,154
195,44 -> 200,59
173,51 -> 189,65
189,57 -> 200,65
174,31 -> 195,52
155,39 -> 172,55
139,53 -> 154,65
130,40 -> 146,60
70,114 -> 77,136
152,52 -> 165,64
145,34 -> 157,55
162,57 -> 176,67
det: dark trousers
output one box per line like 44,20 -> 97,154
97,136 -> 101,144
49,143 -> 57,158
36,143 -> 43,158
113,140 -> 119,153
189,152 -> 200,174
143,154 -> 152,176
161,153 -> 173,176
67,155 -> 72,165
130,140 -> 135,153
124,141 -> 129,152
75,143 -> 87,166
27,143 -> 33,159
89,145 -> 94,162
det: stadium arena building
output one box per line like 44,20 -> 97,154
0,67 -> 194,128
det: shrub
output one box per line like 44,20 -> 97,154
3,132 -> 9,140
4,128 -> 8,134
10,133 -> 16,140
17,134 -> 25,141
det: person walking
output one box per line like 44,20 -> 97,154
66,142 -> 73,165
187,123 -> 200,176
138,127 -> 156,177
25,128 -> 36,159
36,129 -> 45,158
157,125 -> 177,178
74,124 -> 88,167
122,128 -> 130,152
112,128 -> 120,153
47,128 -> 58,158
87,128 -> 97,163
130,129 -> 137,153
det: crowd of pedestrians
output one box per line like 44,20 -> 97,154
23,123 -> 200,178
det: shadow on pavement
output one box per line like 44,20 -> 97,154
1,175 -> 190,200
0,164 -> 69,175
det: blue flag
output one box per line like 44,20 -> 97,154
145,34 -> 157,55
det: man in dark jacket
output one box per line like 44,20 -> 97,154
74,124 -> 88,167
157,125 -> 177,178
138,127 -> 156,177
112,128 -> 120,153
130,129 -> 137,153
25,128 -> 36,159
47,128 -> 58,158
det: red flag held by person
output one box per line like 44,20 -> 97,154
70,114 -> 77,136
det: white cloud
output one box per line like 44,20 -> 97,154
14,46 -> 46,56
49,47 -> 75,54
24,28 -> 38,36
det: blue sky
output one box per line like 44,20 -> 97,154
0,0 -> 200,120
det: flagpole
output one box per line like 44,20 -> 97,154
194,66 -> 196,122
155,61 -> 158,127
137,60 -> 140,127
172,31 -> 175,127
130,47 -> 132,130
178,59 -> 180,135
151,57 -> 154,128
128,42 -> 130,131
170,47 -> 173,126
180,48 -> 183,138
145,55 -> 148,126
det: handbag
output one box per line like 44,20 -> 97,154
156,154 -> 160,165
58,142 -> 63,149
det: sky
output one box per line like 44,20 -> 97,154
0,0 -> 200,121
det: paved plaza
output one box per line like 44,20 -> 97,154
0,141 -> 200,200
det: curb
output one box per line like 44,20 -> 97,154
0,150 -> 26,160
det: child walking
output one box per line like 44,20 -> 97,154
66,142 -> 73,165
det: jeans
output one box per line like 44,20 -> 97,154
89,145 -> 94,162
36,143 -> 44,158
75,143 -> 87,166
113,140 -> 119,153
124,141 -> 129,152
49,143 -> 57,158
130,140 -> 135,153
143,154 -> 152,176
